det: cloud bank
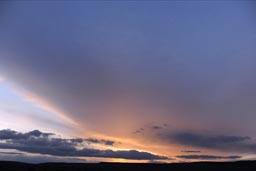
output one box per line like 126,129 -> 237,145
0,152 -> 86,163
170,132 -> 256,153
0,129 -> 168,160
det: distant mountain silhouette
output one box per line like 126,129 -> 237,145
1,160 -> 256,171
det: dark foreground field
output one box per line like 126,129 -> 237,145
1,161 -> 256,171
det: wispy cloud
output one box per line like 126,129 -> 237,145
133,128 -> 145,134
151,126 -> 163,130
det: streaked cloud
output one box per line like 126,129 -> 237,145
181,150 -> 201,153
176,155 -> 241,160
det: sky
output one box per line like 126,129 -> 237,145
0,1 -> 256,163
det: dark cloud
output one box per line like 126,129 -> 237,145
0,152 -> 24,155
0,153 -> 86,163
84,138 -> 115,146
176,155 -> 241,160
170,132 -> 256,153
134,124 -> 166,134
152,126 -> 163,130
133,128 -> 145,134
0,129 -> 113,146
133,130 -> 142,134
0,129 -> 168,160
172,132 -> 251,147
0,129 -> 53,140
181,150 -> 201,153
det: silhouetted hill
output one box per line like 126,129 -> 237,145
1,160 -> 256,171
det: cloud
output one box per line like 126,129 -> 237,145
0,129 -> 113,146
84,138 -> 116,146
181,150 -> 201,153
133,124 -> 166,134
172,132 -> 250,147
0,153 -> 85,163
0,129 -> 54,140
0,151 -> 24,155
0,129 -> 168,160
151,126 -> 163,130
176,155 -> 241,160
170,132 -> 256,153
1,4 -> 256,158
133,128 -> 145,134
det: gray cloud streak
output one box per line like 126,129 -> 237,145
181,150 -> 201,153
0,153 -> 86,163
84,138 -> 116,146
176,155 -> 241,160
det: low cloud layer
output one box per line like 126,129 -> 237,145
0,129 -> 168,160
170,132 -> 256,153
176,155 -> 241,160
0,153 -> 86,163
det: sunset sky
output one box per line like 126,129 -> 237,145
0,1 -> 256,163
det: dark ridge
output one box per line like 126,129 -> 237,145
1,160 -> 256,171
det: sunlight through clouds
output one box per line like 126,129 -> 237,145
0,1 -> 255,163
